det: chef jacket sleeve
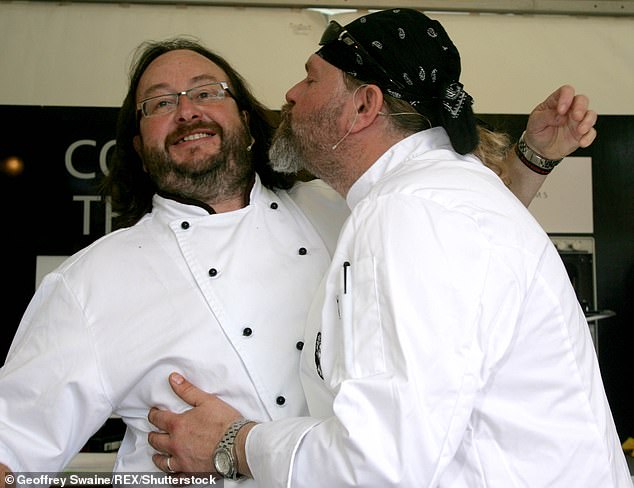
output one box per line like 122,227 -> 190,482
0,271 -> 113,472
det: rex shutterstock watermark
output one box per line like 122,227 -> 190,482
4,472 -> 219,487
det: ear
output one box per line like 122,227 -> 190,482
132,135 -> 148,172
350,84 -> 385,133
241,110 -> 250,125
133,135 -> 142,157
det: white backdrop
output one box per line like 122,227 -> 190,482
1,2 -> 633,114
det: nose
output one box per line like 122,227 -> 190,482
174,93 -> 202,121
284,80 -> 302,103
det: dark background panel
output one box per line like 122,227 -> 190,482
1,105 -> 118,361
1,106 -> 632,443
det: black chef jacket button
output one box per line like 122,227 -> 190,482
208,268 -> 218,277
270,202 -> 278,209
276,396 -> 286,406
242,327 -> 253,337
296,341 -> 304,350
298,247 -> 307,255
181,221 -> 190,229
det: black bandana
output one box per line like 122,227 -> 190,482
317,8 -> 478,154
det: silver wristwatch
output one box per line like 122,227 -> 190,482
517,131 -> 563,173
213,418 -> 252,480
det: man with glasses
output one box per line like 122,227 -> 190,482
0,29 -> 599,484
143,10 -> 629,488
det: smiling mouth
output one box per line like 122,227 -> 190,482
176,131 -> 216,144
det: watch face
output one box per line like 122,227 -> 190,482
213,449 -> 233,476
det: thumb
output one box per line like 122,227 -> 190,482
168,372 -> 205,407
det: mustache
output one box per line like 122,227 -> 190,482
165,121 -> 223,146
279,103 -> 292,122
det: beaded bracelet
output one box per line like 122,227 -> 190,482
515,131 -> 563,175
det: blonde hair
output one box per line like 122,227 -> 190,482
473,125 -> 512,187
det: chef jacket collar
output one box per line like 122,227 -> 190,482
151,173 -> 264,219
345,127 -> 449,209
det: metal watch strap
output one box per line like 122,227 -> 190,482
516,131 -> 563,174
214,417 -> 252,480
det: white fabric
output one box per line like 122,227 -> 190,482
248,128 -> 632,488
0,176 -> 348,487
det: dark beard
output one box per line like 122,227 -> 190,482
141,123 -> 254,204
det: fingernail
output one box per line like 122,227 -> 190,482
171,372 -> 184,385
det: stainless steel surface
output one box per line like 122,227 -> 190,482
551,235 -> 596,254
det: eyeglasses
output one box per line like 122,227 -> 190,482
319,21 -> 406,92
137,82 -> 232,118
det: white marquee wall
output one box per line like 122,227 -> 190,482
1,2 -> 633,114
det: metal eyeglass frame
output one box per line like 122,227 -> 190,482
136,81 -> 233,118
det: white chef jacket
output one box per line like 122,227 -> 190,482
247,129 -> 632,487
0,175 -> 349,486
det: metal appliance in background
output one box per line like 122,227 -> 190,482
527,156 -> 614,358
550,235 -> 596,312
549,235 -> 615,356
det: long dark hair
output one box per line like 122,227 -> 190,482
100,37 -> 296,229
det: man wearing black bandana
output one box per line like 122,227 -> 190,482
144,9 -> 631,488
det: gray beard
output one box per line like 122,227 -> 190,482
141,126 -> 253,204
269,102 -> 344,183
269,116 -> 305,174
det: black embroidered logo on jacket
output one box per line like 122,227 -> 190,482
315,332 -> 323,380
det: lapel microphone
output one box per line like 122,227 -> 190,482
332,109 -> 359,150
332,84 -> 367,150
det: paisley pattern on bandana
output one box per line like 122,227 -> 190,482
318,9 -> 462,106
316,8 -> 479,154
443,82 -> 471,119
